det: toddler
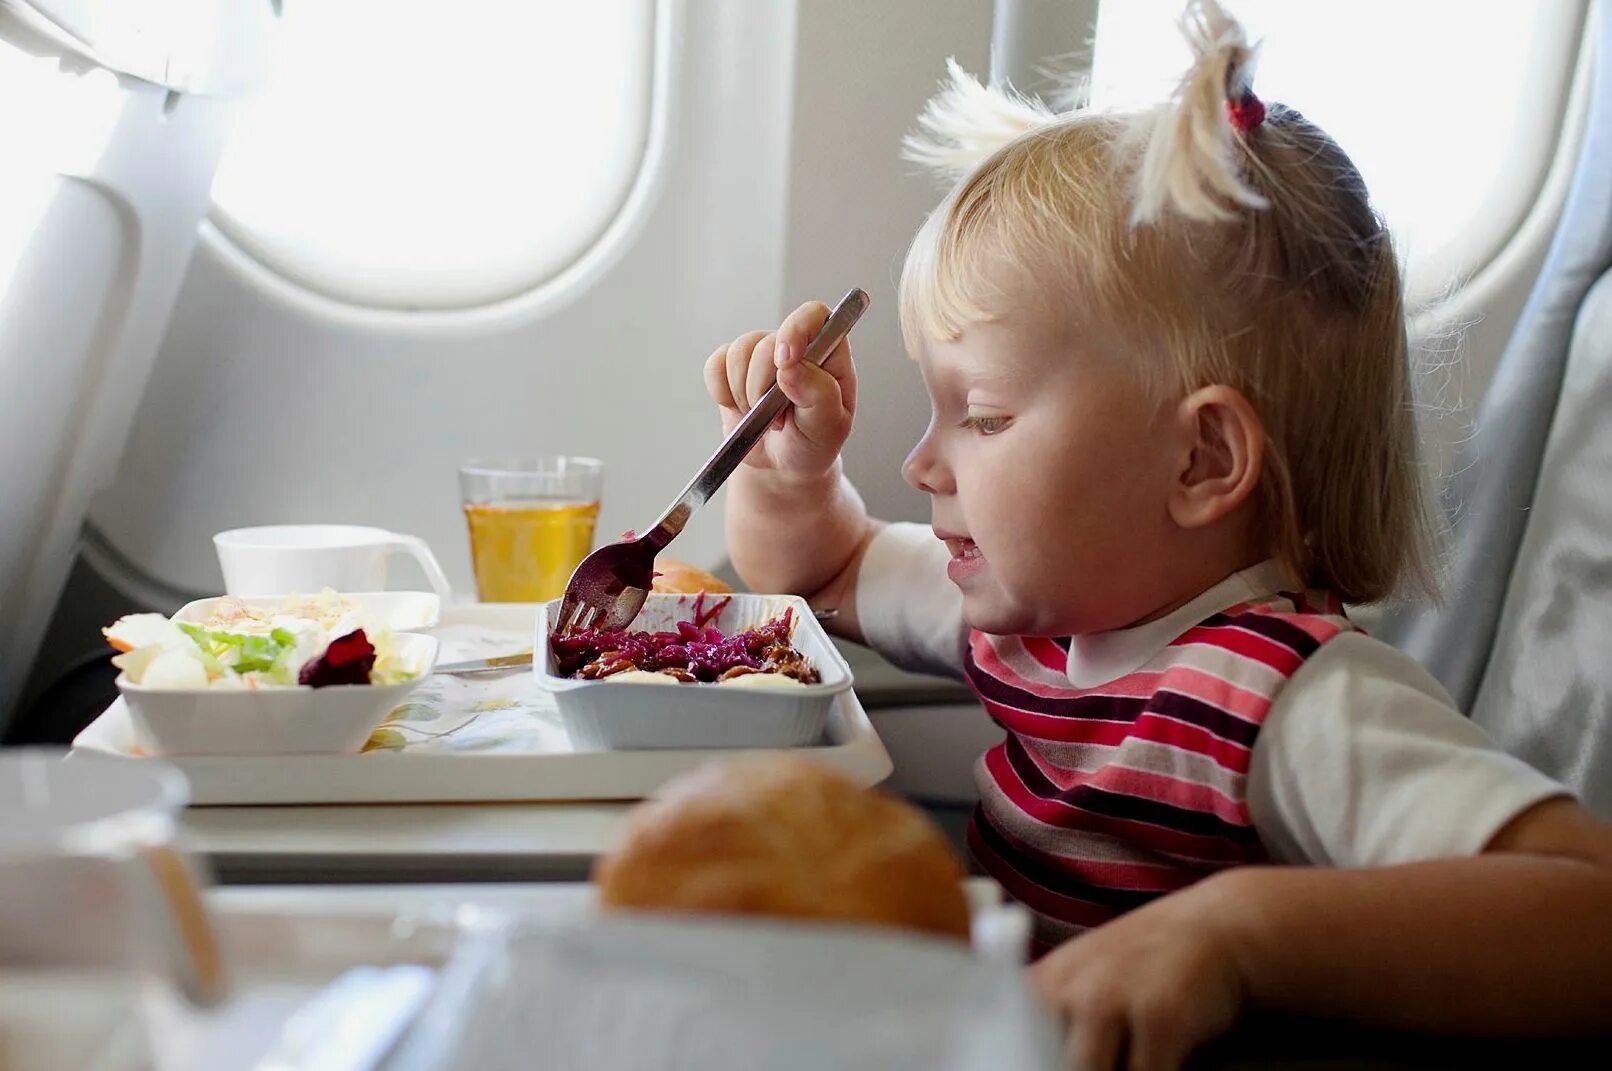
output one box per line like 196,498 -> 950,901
707,2 -> 1612,1066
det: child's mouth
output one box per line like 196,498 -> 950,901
940,535 -> 985,581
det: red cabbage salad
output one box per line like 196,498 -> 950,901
551,597 -> 819,685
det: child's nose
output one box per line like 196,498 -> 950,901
902,431 -> 952,495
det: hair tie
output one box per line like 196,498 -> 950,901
1226,90 -> 1266,134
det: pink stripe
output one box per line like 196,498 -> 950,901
1249,607 -> 1349,644
980,640 -> 1074,692
1156,665 -> 1271,721
981,687 -> 1255,773
1017,735 -> 1249,801
1171,624 -> 1304,675
1129,714 -> 1253,773
981,778 -> 1240,869
982,699 -> 1138,745
1012,732 -> 1250,822
1014,740 -> 1249,824
1086,764 -> 1250,824
985,747 -> 1257,860
1022,636 -> 1068,673
967,822 -> 1119,930
982,814 -> 1204,893
972,633 -> 1157,700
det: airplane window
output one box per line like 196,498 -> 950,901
1090,0 -> 1586,307
208,0 -> 656,311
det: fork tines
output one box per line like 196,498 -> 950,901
555,597 -> 603,637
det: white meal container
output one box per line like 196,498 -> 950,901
172,591 -> 440,632
534,593 -> 853,750
116,633 -> 439,756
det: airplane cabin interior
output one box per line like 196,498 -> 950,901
3,1 -> 1612,1068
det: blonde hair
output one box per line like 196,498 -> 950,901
899,0 -> 1435,605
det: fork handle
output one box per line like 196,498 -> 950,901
645,288 -> 870,549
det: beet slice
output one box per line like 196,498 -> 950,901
298,629 -> 377,688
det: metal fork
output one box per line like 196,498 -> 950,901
554,288 -> 870,635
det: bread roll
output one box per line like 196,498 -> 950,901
651,559 -> 733,595
594,755 -> 971,940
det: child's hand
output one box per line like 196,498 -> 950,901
1030,888 -> 1247,1071
703,301 -> 857,480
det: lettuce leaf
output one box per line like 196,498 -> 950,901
177,623 -> 300,676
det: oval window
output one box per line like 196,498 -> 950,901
209,0 -> 656,310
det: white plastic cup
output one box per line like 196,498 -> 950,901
213,524 -> 451,599
0,749 -> 227,1007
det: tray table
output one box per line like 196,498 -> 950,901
71,603 -> 893,806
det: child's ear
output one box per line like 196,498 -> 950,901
1168,385 -> 1264,530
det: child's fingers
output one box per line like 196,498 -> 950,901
773,302 -> 831,369
746,332 -> 782,409
724,330 -> 768,412
776,360 -> 843,414
816,336 -> 857,412
777,361 -> 851,449
775,301 -> 857,413
703,345 -> 738,411
708,304 -> 855,468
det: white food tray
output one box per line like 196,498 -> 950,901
71,603 -> 893,806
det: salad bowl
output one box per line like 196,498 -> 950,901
104,589 -> 440,756
116,632 -> 438,756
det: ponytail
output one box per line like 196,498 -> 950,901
1130,0 -> 1267,225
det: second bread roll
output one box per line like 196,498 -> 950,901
651,559 -> 733,595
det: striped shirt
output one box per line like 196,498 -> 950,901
857,525 -> 1566,951
964,590 -> 1351,948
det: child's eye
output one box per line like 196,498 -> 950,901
960,415 -> 1011,435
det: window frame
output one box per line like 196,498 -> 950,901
198,0 -> 680,327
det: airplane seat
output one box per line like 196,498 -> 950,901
1378,1 -> 1612,816
0,1 -> 277,728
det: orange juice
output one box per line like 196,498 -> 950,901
463,498 -> 600,602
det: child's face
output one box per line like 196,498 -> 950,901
903,306 -> 1186,637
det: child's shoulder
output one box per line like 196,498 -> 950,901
1207,592 -> 1458,712
1264,621 -> 1457,721
1201,588 -> 1357,661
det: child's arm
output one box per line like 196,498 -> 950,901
1033,798 -> 1612,1071
1034,799 -> 1612,1069
703,301 -> 884,643
1218,798 -> 1612,1031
